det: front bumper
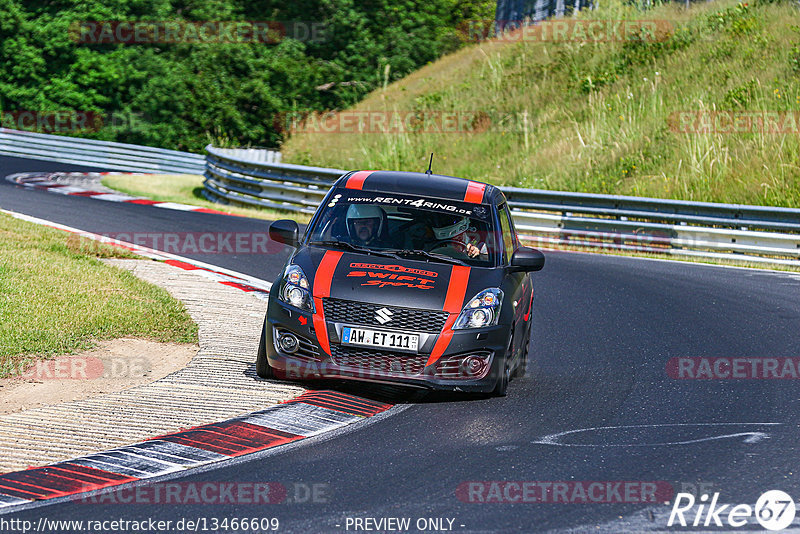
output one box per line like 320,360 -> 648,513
265,297 -> 510,392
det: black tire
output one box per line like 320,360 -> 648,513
513,322 -> 531,379
493,357 -> 510,397
493,333 -> 513,397
256,321 -> 275,379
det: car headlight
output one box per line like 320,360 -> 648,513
278,264 -> 314,312
453,288 -> 503,329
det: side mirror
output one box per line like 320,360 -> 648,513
510,247 -> 545,272
269,219 -> 300,247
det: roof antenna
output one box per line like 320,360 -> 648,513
425,153 -> 434,175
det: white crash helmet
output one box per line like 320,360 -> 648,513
346,204 -> 385,240
432,216 -> 470,240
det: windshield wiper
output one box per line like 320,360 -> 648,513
308,240 -> 399,259
383,248 -> 468,266
309,241 -> 469,266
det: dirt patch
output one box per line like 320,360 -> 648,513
0,338 -> 198,415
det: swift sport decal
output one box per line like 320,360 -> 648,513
347,268 -> 437,290
350,263 -> 438,279
312,250 -> 344,355
426,265 -> 471,366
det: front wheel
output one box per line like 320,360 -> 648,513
255,321 -> 275,379
493,333 -> 513,397
492,357 -> 510,397
513,321 -> 532,379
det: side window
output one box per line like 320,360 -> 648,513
497,204 -> 516,264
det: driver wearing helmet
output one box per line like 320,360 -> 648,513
346,204 -> 387,246
429,215 -> 486,259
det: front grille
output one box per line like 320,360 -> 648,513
323,298 -> 448,332
275,329 -> 321,361
331,345 -> 428,376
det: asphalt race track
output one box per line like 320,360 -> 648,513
3,155 -> 800,532
0,156 -> 294,278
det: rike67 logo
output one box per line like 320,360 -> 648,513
668,490 -> 797,531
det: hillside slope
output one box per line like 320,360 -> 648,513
283,0 -> 800,207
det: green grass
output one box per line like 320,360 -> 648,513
282,0 -> 800,207
0,212 -> 198,378
101,174 -> 312,223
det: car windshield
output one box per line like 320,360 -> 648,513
307,194 -> 499,267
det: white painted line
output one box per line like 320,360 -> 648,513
0,494 -> 32,509
0,208 -> 272,293
531,422 -> 782,447
91,193 -> 142,202
151,202 -> 202,211
47,186 -> 90,195
6,172 -> 232,216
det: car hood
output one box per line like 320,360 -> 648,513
290,246 -> 500,312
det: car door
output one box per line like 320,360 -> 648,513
497,203 -> 528,361
506,204 -> 533,335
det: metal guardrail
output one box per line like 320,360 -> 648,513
201,145 -> 800,266
203,145 -> 343,214
495,0 -> 594,30
211,148 -> 283,164
0,128 -> 205,174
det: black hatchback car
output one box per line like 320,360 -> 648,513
257,170 -> 544,396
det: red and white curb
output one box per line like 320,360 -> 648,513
0,181 -> 400,511
0,391 -> 392,509
0,208 -> 272,299
6,172 -> 240,217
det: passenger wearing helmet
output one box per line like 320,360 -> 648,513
346,204 -> 387,246
428,215 -> 486,259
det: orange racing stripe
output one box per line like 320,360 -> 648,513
345,171 -> 374,190
426,265 -> 471,366
312,250 -> 344,355
463,181 -> 486,204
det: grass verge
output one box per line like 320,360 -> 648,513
0,212 -> 198,378
282,0 -> 800,207
101,174 -> 312,223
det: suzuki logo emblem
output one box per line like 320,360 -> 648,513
375,307 -> 393,324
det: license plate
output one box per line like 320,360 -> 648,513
341,327 -> 419,352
